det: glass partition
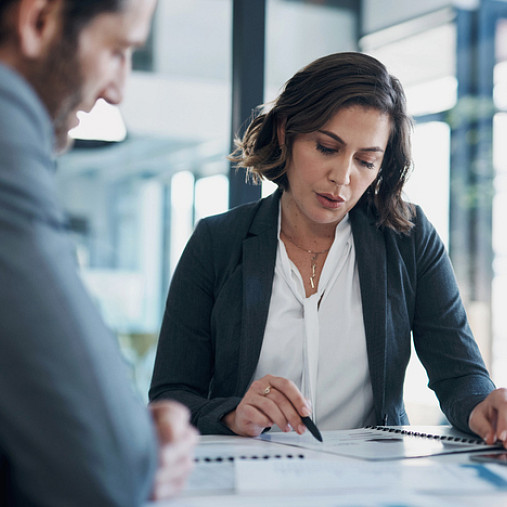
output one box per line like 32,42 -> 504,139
492,12 -> 507,387
364,20 -> 456,425
56,0 -> 232,398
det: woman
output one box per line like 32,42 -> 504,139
150,52 -> 507,444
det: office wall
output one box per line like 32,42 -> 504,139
362,0 -> 478,34
265,0 -> 356,97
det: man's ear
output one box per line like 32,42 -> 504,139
17,0 -> 62,58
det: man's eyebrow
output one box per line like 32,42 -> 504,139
122,37 -> 147,49
318,129 -> 385,153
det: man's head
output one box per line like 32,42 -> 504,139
0,0 -> 156,152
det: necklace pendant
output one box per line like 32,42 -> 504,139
310,260 -> 317,289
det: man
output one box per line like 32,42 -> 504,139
0,0 -> 197,505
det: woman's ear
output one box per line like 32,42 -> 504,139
276,119 -> 286,147
17,0 -> 62,58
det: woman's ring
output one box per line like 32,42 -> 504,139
263,386 -> 271,395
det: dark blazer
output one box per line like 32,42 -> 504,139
150,189 -> 495,435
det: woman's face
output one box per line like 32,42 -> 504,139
281,105 -> 391,230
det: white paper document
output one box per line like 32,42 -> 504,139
235,458 -> 507,494
183,462 -> 235,494
182,435 -> 309,495
148,491 -> 460,507
259,427 -> 499,460
146,432 -> 507,507
194,435 -> 307,462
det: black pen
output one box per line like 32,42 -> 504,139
301,416 -> 323,442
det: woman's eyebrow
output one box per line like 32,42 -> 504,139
318,129 -> 385,153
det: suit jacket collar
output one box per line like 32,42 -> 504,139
235,190 -> 281,394
349,202 -> 388,423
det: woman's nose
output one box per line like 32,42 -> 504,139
329,157 -> 351,185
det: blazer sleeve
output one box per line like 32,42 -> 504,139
410,207 -> 495,433
150,219 -> 242,434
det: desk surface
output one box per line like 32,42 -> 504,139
150,426 -> 507,507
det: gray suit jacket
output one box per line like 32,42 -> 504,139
0,63 -> 157,505
151,185 -> 494,437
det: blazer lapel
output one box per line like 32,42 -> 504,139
234,191 -> 280,395
350,204 -> 388,424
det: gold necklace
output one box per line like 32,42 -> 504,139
281,231 -> 331,289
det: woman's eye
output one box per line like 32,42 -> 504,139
360,160 -> 376,170
316,143 -> 336,155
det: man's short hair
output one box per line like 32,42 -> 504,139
0,0 -> 127,46
60,0 -> 126,44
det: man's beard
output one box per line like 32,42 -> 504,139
24,35 -> 84,153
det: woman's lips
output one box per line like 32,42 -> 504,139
316,192 -> 345,209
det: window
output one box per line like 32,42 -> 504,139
56,0 -> 232,398
363,15 -> 457,425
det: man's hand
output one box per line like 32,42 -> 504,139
149,400 -> 198,500
469,388 -> 507,448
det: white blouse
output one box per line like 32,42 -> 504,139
251,207 -> 375,430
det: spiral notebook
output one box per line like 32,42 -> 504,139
183,436 -> 308,494
259,426 -> 502,460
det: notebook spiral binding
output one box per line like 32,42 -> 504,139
194,453 -> 306,463
365,425 -> 485,445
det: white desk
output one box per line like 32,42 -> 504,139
150,427 -> 507,507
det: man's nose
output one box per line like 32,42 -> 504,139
102,53 -> 131,105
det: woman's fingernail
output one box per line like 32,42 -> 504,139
301,406 -> 311,417
298,424 -> 306,434
500,430 -> 507,442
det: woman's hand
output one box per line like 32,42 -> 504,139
222,374 -> 312,437
469,388 -> 507,448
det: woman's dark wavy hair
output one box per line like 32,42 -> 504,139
0,0 -> 126,47
229,52 -> 415,233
